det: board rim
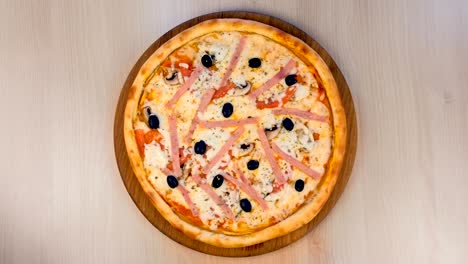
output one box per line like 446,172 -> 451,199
113,11 -> 357,257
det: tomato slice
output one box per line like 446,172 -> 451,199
179,67 -> 193,77
256,86 -> 297,109
281,86 -> 297,104
144,130 -> 163,145
135,129 -> 146,157
256,100 -> 280,109
179,147 -> 192,166
161,54 -> 194,77
272,182 -> 285,193
212,82 -> 235,99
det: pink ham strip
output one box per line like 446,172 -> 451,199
191,173 -> 234,219
176,185 -> 199,217
248,59 -> 296,99
202,127 -> 245,174
165,67 -> 203,108
184,88 -> 216,144
168,114 -> 182,176
256,127 -> 286,184
237,167 -> 249,184
228,166 -> 268,210
272,108 -> 327,122
219,36 -> 247,88
199,117 -> 258,128
160,167 -> 173,176
271,143 -> 322,180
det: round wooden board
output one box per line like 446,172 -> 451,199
114,11 -> 357,257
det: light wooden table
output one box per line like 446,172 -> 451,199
1,0 -> 467,263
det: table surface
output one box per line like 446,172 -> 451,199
1,0 -> 467,263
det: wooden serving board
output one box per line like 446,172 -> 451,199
113,11 -> 357,257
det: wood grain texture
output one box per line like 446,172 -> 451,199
0,0 -> 467,263
114,11 -> 357,256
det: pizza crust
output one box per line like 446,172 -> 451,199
124,18 -> 346,248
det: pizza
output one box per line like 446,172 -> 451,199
123,18 -> 346,248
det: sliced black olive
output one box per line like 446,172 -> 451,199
294,179 -> 305,192
282,118 -> 294,131
148,114 -> 160,129
211,174 -> 224,188
240,198 -> 252,212
248,58 -> 261,68
264,125 -> 278,132
247,160 -> 259,170
167,175 -> 179,189
194,140 -> 207,155
201,54 -> 213,68
285,74 -> 297,86
222,103 -> 234,118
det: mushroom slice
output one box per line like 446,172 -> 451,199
232,142 -> 255,157
231,81 -> 251,96
164,69 -> 180,85
141,105 -> 152,122
265,125 -> 281,139
295,122 -> 314,149
181,159 -> 193,180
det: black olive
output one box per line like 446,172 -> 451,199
248,58 -> 261,68
264,125 -> 278,132
201,54 -> 213,68
282,118 -> 294,131
240,198 -> 252,212
222,103 -> 233,118
294,179 -> 305,192
285,74 -> 297,86
148,114 -> 160,129
167,175 -> 179,189
211,174 -> 224,188
247,160 -> 259,170
194,140 -> 207,155
240,143 -> 250,150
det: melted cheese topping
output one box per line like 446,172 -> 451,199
133,31 -> 333,233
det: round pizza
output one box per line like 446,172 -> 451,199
124,18 -> 346,248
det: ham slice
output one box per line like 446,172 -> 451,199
272,108 -> 327,122
165,67 -> 203,108
271,143 -> 322,180
191,173 -> 234,219
227,166 -> 268,210
202,127 -> 245,174
248,59 -> 296,99
199,117 -> 258,128
177,185 -> 199,217
219,36 -> 247,88
168,114 -> 182,176
184,88 -> 216,143
160,167 -> 173,176
256,127 -> 286,184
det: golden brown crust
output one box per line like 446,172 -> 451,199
123,18 -> 346,248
